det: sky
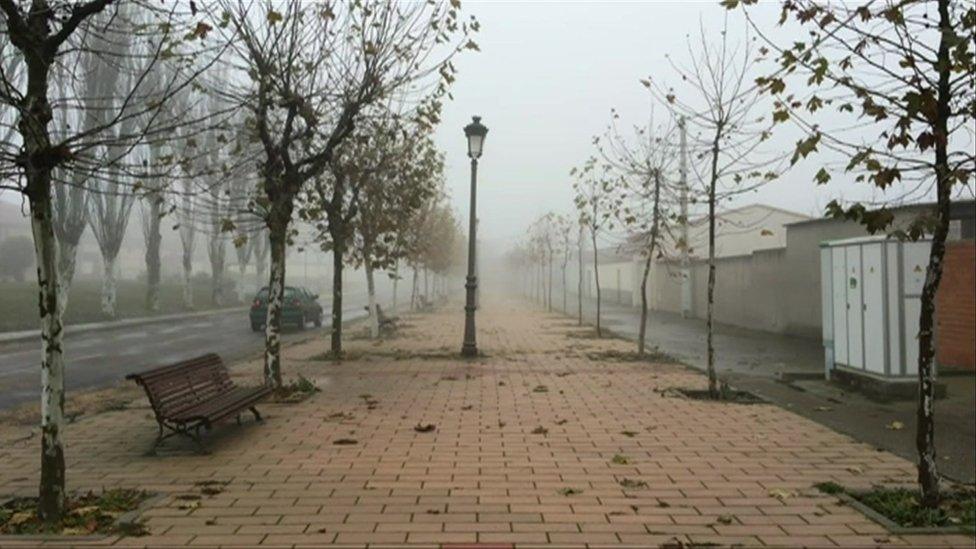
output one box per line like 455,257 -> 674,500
2,1 -> 972,252
430,1 -> 972,250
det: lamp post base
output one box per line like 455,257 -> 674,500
460,342 -> 478,357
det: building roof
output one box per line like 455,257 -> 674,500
784,199 -> 975,228
687,203 -> 811,228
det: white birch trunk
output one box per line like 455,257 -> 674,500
264,227 -> 287,388
101,256 -> 118,318
239,265 -> 248,302
56,242 -> 77,316
32,196 -> 67,521
182,250 -> 194,310
366,264 -> 379,339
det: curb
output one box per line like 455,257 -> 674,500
833,491 -> 975,535
0,306 -> 250,345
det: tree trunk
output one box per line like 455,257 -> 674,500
365,260 -> 379,339
330,243 -> 344,355
410,266 -> 418,310
14,35 -> 69,523
144,198 -> 162,312
263,220 -> 287,389
101,255 -> 118,318
239,265 -> 248,303
255,237 -> 268,290
210,236 -> 225,307
392,261 -> 399,313
639,172 -> 663,357
562,261 -> 568,313
56,241 -> 78,316
638,254 -> 652,357
916,0 -> 951,507
547,249 -> 553,312
30,188 -> 67,524
706,129 -> 721,399
182,247 -> 194,310
591,229 -> 601,337
578,226 -> 584,326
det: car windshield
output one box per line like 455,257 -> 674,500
255,287 -> 300,300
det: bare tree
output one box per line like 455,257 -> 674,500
572,157 -> 618,337
532,213 -> 557,312
553,214 -> 574,313
212,0 -> 476,383
140,152 -> 164,312
596,110 -> 678,356
576,219 -> 585,325
645,18 -> 778,396
0,0 -> 220,524
731,0 -> 975,506
139,69 -> 185,313
50,62 -> 97,314
177,175 -> 197,309
348,121 -> 443,338
84,19 -> 138,319
204,136 -> 228,307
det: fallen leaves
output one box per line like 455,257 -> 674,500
618,478 -> 648,489
332,438 -> 358,445
557,487 -> 583,496
886,420 -> 905,430
769,488 -> 797,500
611,454 -> 630,465
414,423 -> 436,433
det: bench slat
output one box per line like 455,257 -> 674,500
127,353 -> 270,428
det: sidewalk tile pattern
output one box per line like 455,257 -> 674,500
1,302 -> 971,547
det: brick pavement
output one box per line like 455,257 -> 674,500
0,300 -> 972,547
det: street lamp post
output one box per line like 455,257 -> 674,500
461,116 -> 487,358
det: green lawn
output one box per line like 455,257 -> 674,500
0,279 -> 244,333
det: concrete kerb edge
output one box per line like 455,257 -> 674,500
0,307 -> 250,345
833,491 -> 975,536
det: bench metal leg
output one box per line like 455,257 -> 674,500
145,423 -> 165,456
191,425 -> 209,455
250,406 -> 263,422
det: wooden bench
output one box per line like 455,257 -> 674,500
364,304 -> 399,334
126,353 -> 272,454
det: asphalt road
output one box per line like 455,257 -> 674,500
0,290 -> 389,411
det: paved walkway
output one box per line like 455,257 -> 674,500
550,291 -> 976,483
0,300 -> 971,547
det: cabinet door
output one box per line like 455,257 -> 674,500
831,247 -> 848,366
862,244 -> 885,374
845,246 -> 864,369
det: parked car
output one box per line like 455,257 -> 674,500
249,286 -> 323,332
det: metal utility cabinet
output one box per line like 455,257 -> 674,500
820,235 -> 934,392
